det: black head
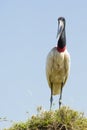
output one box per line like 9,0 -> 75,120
57,17 -> 66,51
58,17 -> 65,26
57,17 -> 66,36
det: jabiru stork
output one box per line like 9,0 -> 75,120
46,17 -> 70,109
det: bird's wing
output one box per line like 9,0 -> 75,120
46,50 -> 54,87
63,51 -> 70,86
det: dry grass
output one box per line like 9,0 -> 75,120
4,106 -> 87,130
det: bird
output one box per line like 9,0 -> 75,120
46,17 -> 70,109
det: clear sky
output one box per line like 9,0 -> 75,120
0,0 -> 87,129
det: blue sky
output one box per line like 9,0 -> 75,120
0,0 -> 87,129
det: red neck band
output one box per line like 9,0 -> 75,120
57,46 -> 66,52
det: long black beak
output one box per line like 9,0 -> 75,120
56,20 -> 64,39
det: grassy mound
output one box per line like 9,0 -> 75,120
4,106 -> 87,130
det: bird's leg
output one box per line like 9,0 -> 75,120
59,84 -> 63,109
50,85 -> 53,110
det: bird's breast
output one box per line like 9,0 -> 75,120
51,58 -> 65,83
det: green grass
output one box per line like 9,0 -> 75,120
4,106 -> 87,130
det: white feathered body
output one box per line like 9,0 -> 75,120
46,47 -> 70,95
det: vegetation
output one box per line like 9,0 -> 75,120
4,106 -> 87,130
